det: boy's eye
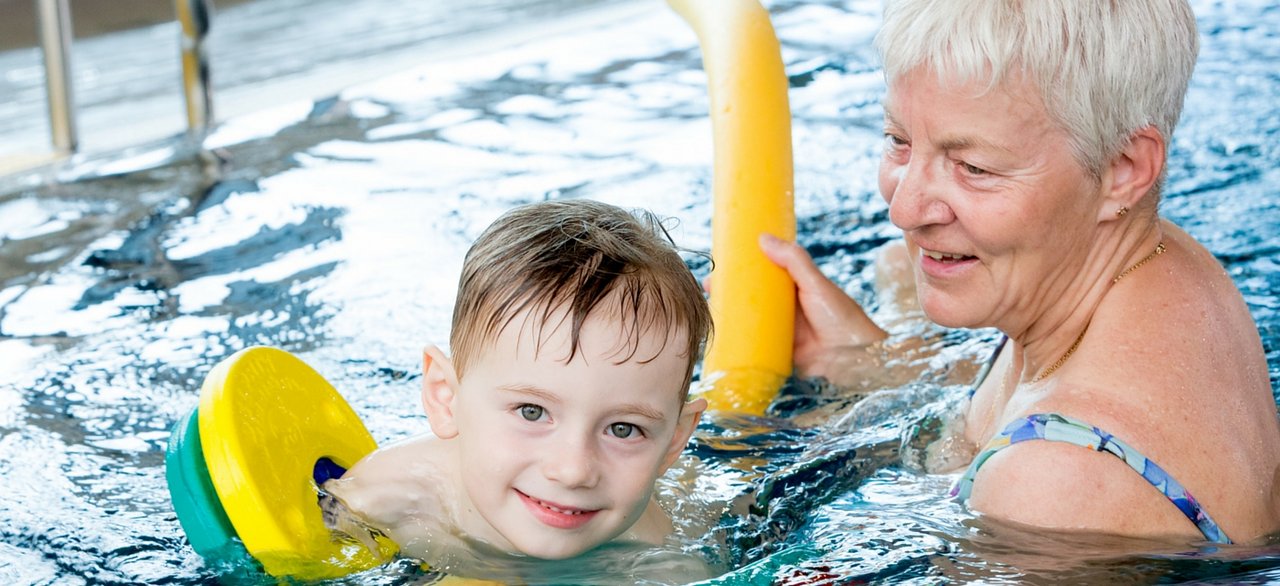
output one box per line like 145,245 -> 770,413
519,404 -> 544,421
608,422 -> 637,438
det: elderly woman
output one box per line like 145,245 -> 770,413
761,0 -> 1280,544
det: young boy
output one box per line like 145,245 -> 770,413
323,199 -> 712,575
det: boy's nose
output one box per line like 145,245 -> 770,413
541,436 -> 601,489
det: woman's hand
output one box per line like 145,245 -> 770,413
759,234 -> 889,380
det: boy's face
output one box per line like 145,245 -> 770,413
423,307 -> 704,560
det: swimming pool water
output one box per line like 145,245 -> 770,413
0,0 -> 1278,584
0,0 -> 637,159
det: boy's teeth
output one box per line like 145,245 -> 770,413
542,501 -> 581,515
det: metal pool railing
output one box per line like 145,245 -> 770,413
35,0 -> 76,155
175,0 -> 214,137
23,0 -> 214,167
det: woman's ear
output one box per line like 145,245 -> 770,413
660,397 -> 707,471
421,345 -> 461,439
1100,126 -> 1165,222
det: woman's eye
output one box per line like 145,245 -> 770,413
608,422 -> 638,439
884,133 -> 908,148
960,161 -> 988,176
519,404 -> 544,421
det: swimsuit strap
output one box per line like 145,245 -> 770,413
968,335 -> 1009,399
950,412 -> 1231,544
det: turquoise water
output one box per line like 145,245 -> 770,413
1,0 -> 1278,584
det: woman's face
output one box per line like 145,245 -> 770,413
877,68 -> 1103,332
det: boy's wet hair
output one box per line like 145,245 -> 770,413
449,199 -> 712,393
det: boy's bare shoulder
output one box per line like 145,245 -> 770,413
348,434 -> 449,478
327,433 -> 455,527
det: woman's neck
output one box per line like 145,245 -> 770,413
1004,217 -> 1165,384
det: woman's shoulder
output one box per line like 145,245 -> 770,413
1026,336 -> 1278,541
988,383 -> 1280,542
1150,221 -> 1259,332
974,222 -> 1280,541
1083,222 -> 1266,400
965,434 -> 1205,541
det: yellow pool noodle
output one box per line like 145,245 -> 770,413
668,0 -> 796,415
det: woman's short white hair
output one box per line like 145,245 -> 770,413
875,0 -> 1199,180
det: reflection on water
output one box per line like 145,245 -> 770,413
0,0 -> 636,159
1,0 -> 1279,584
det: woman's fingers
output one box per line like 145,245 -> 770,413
759,234 -> 888,378
759,233 -> 861,321
759,233 -> 834,292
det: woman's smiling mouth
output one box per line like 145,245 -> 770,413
918,247 -> 979,277
921,248 -> 974,262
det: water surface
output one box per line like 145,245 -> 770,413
1,0 -> 1278,584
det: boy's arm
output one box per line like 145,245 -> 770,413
319,436 -> 444,550
319,486 -> 389,557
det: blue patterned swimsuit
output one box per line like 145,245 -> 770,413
951,337 -> 1232,544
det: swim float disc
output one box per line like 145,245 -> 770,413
164,406 -> 243,564
166,346 -> 395,580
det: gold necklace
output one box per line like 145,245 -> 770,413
1111,241 -> 1166,284
1030,323 -> 1088,382
1026,240 -> 1166,383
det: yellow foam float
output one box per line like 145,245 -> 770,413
167,347 -> 396,580
197,346 -> 396,578
167,347 -> 499,583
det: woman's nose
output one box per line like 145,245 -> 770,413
886,158 -> 954,231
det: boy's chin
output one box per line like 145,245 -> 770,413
524,547 -> 589,560
507,527 -> 629,560
510,537 -> 600,560
462,531 -> 593,561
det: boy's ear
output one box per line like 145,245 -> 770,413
660,397 -> 706,472
1100,125 -> 1165,222
421,344 -> 461,439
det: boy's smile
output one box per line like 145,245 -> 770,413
423,303 -> 704,560
516,490 -> 599,529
